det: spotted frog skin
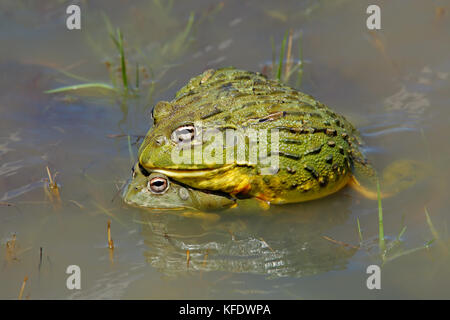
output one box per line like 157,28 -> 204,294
137,68 -> 386,204
122,162 -> 236,211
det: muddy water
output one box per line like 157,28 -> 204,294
1,0 -> 450,299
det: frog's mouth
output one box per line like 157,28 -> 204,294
151,164 -> 234,179
124,199 -> 192,211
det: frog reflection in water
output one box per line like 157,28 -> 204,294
135,192 -> 356,280
122,162 -> 236,213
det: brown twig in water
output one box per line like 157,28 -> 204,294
5,235 -> 31,265
45,166 -> 61,207
284,28 -> 293,81
260,237 -> 275,253
109,247 -> 114,265
47,166 -> 54,186
435,7 -> 446,21
199,250 -> 209,279
107,220 -> 114,265
38,247 -> 43,271
202,250 -> 209,267
107,133 -> 144,139
6,234 -> 17,262
6,234 -> 16,249
18,276 -> 28,300
107,220 -> 114,249
107,133 -> 145,147
186,250 -> 190,269
322,235 -> 359,250
367,30 -> 399,75
0,201 -> 21,214
68,200 -> 85,209
107,133 -> 127,139
368,30 -> 386,57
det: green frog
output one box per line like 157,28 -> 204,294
122,162 -> 236,211
137,67 -> 425,205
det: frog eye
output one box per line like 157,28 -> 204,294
147,177 -> 169,194
171,125 -> 196,143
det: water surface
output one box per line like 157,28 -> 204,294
1,0 -> 450,299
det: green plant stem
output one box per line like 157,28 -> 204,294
377,180 -> 386,254
276,30 -> 288,81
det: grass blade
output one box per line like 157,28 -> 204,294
396,226 -> 407,241
356,217 -> 363,243
425,207 -> 440,241
117,29 -> 129,91
171,12 -> 195,55
44,83 -> 117,94
276,30 -> 288,81
135,62 -> 140,89
270,36 -> 276,76
377,180 -> 386,254
296,31 -> 304,88
383,244 -> 426,264
284,29 -> 293,82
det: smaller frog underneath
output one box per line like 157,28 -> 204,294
122,162 -> 236,211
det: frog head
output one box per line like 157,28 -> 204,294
138,98 -> 234,177
137,68 -> 276,196
122,163 -> 235,211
